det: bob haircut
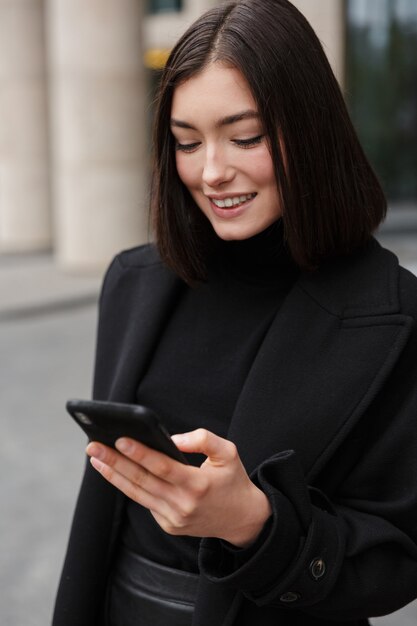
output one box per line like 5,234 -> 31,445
151,0 -> 386,285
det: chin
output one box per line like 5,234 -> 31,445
211,220 -> 274,241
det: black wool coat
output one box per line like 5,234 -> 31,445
53,239 -> 417,626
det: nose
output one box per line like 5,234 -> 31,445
202,145 -> 235,188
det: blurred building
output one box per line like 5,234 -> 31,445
0,0 -> 415,271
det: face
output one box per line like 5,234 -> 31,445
170,63 -> 282,241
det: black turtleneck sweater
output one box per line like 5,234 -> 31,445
120,221 -> 299,572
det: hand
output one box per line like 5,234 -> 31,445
86,429 -> 272,548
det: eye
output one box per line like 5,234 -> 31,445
175,141 -> 201,153
233,135 -> 264,148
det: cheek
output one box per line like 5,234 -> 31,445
253,155 -> 276,187
175,154 -> 199,190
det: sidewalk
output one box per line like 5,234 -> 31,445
0,252 -> 102,320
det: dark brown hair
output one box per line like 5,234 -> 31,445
151,0 -> 386,284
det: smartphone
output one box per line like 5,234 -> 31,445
66,399 -> 188,464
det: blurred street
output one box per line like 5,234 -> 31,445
0,255 -> 101,626
1,229 -> 417,626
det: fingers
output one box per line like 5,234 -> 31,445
172,429 -> 238,465
90,452 -> 192,534
86,442 -> 165,493
89,454 -> 168,514
86,439 -> 191,487
86,441 -> 204,533
86,442 -> 183,518
115,438 -> 192,484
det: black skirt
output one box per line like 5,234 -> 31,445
106,546 -> 199,626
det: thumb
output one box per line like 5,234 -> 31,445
172,429 -> 233,463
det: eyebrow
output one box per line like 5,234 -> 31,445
170,110 -> 260,130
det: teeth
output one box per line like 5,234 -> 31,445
211,193 -> 256,208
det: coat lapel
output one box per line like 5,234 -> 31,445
227,240 -> 413,480
93,257 -> 184,403
228,282 -> 412,481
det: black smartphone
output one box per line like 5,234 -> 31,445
66,399 -> 188,464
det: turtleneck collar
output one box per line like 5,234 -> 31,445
208,220 -> 299,288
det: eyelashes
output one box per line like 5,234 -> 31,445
175,142 -> 200,153
175,135 -> 265,153
233,135 -> 264,148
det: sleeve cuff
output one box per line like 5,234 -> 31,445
198,450 -> 343,608
218,515 -> 274,567
199,451 -> 308,593
199,488 -> 303,592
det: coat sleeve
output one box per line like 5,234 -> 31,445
198,308 -> 417,620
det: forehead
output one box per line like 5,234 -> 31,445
171,63 -> 257,120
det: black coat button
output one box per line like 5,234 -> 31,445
310,558 -> 326,580
279,591 -> 301,603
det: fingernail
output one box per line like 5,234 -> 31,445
116,438 -> 132,453
171,434 -> 185,445
86,443 -> 103,459
90,457 -> 104,471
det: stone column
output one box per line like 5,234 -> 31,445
47,0 -> 148,271
0,0 -> 51,252
293,0 -> 345,85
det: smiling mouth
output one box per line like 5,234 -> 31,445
210,193 -> 257,209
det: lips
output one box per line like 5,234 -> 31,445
206,192 -> 257,219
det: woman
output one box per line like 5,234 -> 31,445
53,1 -> 417,625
